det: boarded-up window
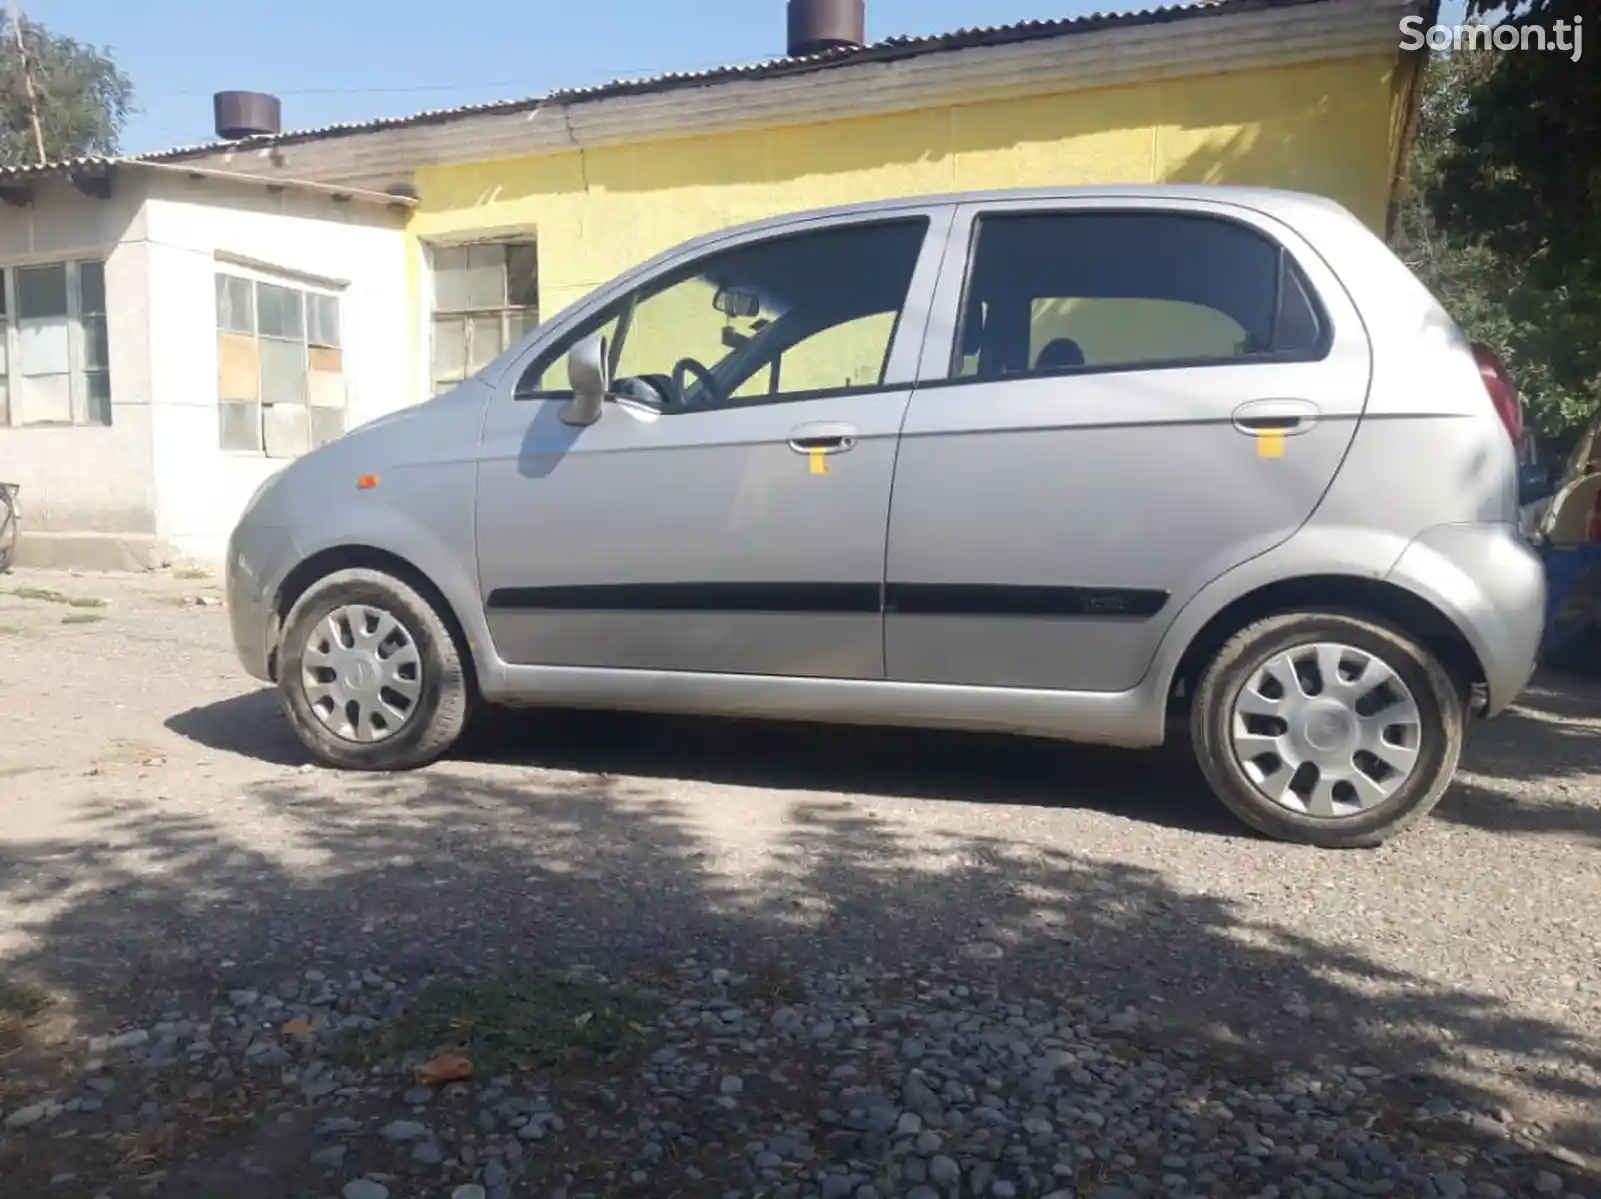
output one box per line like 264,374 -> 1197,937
430,240 -> 537,395
216,271 -> 346,458
0,259 -> 111,427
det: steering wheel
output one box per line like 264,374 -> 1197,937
672,356 -> 723,410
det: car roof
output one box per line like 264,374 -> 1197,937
659,183 -> 1354,260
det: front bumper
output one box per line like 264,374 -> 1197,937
225,520 -> 296,684
1386,522 -> 1546,716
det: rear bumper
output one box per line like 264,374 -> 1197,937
1385,522 -> 1545,716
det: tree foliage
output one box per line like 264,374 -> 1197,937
0,14 -> 134,167
1412,0 -> 1601,446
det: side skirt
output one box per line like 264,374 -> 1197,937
483,663 -> 1167,748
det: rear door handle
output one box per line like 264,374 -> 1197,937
1232,398 -> 1321,435
787,421 -> 858,454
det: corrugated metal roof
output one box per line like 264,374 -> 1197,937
129,0 -> 1322,162
0,154 -> 121,181
0,155 -> 415,207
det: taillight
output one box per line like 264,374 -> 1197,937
1472,342 -> 1524,449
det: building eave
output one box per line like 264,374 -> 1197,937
147,0 -> 1425,190
0,157 -> 417,211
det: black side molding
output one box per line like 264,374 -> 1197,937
885,583 -> 1168,618
486,581 -> 1167,619
485,581 -> 880,613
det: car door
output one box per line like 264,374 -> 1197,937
884,197 -> 1372,693
475,207 -> 951,679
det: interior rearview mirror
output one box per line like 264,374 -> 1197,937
713,287 -> 760,319
1518,461 -> 1556,507
559,332 -> 610,427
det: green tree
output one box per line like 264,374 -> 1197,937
0,13 -> 134,167
1421,1 -> 1601,446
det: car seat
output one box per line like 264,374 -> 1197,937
1034,337 -> 1085,371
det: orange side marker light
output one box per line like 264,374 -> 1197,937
356,474 -> 381,490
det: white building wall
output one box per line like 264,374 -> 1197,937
140,175 -> 411,562
0,169 -> 413,568
0,175 -> 160,564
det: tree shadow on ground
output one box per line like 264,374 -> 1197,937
165,688 -> 1243,839
1438,670 -> 1601,844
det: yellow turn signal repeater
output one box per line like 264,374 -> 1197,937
356,474 -> 381,490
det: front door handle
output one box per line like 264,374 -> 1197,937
787,421 -> 858,454
1232,397 -> 1321,435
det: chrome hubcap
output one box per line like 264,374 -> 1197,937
1229,641 -> 1424,819
301,604 -> 422,743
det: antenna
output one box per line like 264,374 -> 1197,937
7,3 -> 47,164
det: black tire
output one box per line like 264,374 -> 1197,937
1190,611 -> 1464,848
278,567 -> 473,770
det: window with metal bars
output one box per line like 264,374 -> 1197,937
429,241 -> 538,395
0,259 -> 111,427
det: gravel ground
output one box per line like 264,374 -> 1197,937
1,568 -> 1599,1199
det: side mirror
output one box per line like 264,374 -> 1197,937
558,332 -> 610,427
1519,461 -> 1556,507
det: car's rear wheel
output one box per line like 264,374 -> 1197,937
1191,611 -> 1463,847
278,568 -> 472,770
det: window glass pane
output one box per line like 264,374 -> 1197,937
308,293 -> 340,348
219,399 -> 262,451
467,244 -> 506,309
507,309 -> 540,347
215,275 -> 254,333
603,218 -> 926,409
514,311 -> 622,396
13,373 -> 71,424
260,337 -> 308,406
17,264 -> 67,319
263,400 -> 310,459
433,246 -> 471,313
310,405 -> 345,448
506,242 -> 539,309
1028,297 -> 1245,369
953,212 -> 1279,379
85,371 -> 111,425
776,311 -> 898,394
18,321 -> 69,375
432,316 -> 467,383
82,315 -> 109,372
469,315 -> 504,373
78,261 -> 106,315
1276,256 -> 1323,353
257,283 -> 304,341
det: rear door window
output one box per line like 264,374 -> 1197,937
950,210 -> 1328,381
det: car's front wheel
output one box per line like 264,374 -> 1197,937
278,567 -> 473,770
1191,611 -> 1464,848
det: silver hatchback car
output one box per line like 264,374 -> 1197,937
226,185 -> 1546,848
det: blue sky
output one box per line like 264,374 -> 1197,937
33,0 -> 1470,155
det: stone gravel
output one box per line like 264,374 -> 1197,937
3,958 -> 1597,1198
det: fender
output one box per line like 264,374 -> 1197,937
281,496 -> 506,691
1135,524 -> 1419,714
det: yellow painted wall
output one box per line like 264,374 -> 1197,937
405,53 -> 1411,391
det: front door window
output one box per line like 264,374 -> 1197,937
515,217 -> 929,411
